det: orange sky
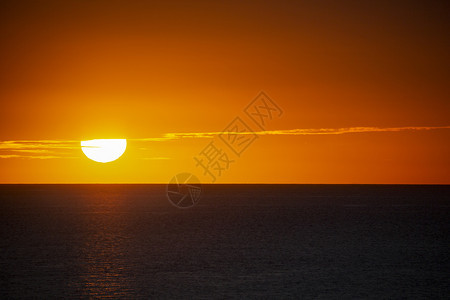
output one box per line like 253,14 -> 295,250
0,0 -> 449,183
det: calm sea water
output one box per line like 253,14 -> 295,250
0,184 -> 449,299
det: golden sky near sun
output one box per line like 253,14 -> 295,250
0,0 -> 449,183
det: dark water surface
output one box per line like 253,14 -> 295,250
0,184 -> 449,298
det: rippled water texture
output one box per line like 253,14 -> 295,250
0,184 -> 449,298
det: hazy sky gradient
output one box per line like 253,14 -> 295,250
0,0 -> 449,183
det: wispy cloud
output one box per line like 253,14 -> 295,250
131,137 -> 181,142
9,149 -> 53,153
0,140 -> 79,159
1,126 -> 449,159
243,126 -> 450,136
142,125 -> 450,139
0,154 -> 70,159
0,140 -> 79,150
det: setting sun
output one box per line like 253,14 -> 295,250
81,139 -> 127,163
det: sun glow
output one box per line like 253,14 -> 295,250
81,139 -> 127,163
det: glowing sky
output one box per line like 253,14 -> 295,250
0,0 -> 449,183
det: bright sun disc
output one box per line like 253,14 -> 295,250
81,139 -> 127,163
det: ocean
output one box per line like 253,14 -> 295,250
0,184 -> 449,298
